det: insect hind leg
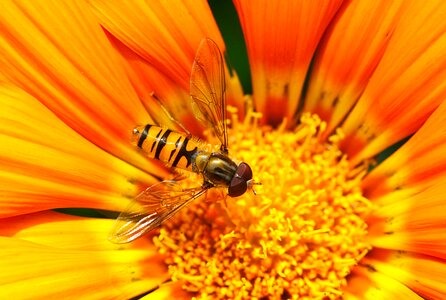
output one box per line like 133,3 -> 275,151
150,92 -> 192,137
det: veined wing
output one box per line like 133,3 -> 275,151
190,38 -> 228,152
109,180 -> 209,244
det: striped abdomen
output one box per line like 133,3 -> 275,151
132,125 -> 202,171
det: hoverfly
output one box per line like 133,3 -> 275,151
109,38 -> 256,243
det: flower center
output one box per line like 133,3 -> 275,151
154,109 -> 372,299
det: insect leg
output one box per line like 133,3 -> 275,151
150,92 -> 192,137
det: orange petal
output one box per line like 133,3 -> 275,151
344,268 -> 423,300
362,100 -> 446,199
340,1 -> 446,162
304,0 -> 407,137
97,8 -> 245,134
234,0 -> 344,126
88,0 -> 224,92
0,86 -> 158,217
142,281 -> 190,300
0,236 -> 167,299
362,250 -> 446,299
0,1 -> 153,170
105,33 -> 205,137
367,182 -> 446,260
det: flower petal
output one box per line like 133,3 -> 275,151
0,86 -> 158,217
340,1 -> 446,161
361,250 -> 446,299
93,4 -> 246,134
362,101 -> 446,199
0,211 -> 154,251
0,236 -> 167,299
0,0 -> 152,169
88,0 -> 224,92
344,267 -> 423,300
304,0 -> 407,137
105,33 -> 205,137
234,0 -> 344,125
367,182 -> 446,260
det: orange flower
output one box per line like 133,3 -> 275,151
1,0 -> 446,299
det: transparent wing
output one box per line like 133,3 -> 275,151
109,180 -> 209,244
190,38 -> 228,151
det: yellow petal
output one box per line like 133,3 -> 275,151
362,250 -> 446,299
304,0 -> 407,137
0,86 -> 158,217
234,0 -> 344,125
367,182 -> 446,260
0,1 -> 153,170
0,211 -> 155,251
0,237 -> 167,299
88,0 -> 224,92
362,101 -> 446,199
340,1 -> 446,161
344,268 -> 423,300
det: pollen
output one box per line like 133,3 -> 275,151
154,107 -> 372,299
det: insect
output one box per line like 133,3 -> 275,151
109,38 -> 256,243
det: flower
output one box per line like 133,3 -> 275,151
1,0 -> 446,299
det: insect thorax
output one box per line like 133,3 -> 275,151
197,152 -> 238,187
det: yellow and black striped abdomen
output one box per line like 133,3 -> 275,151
132,125 -> 201,171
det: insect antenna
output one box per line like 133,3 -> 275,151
248,180 -> 262,195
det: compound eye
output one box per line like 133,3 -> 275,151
236,162 -> 253,181
228,176 -> 247,197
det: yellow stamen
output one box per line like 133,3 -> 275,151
154,109 -> 372,299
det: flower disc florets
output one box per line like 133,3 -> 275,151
155,110 -> 372,299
